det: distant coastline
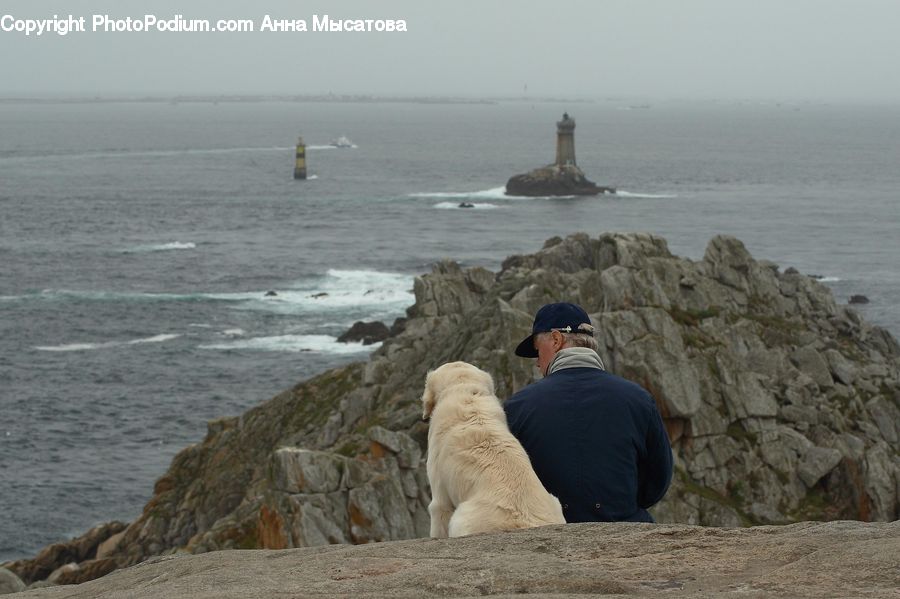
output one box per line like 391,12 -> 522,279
0,94 -> 874,109
0,94 -> 499,106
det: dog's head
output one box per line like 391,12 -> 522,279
422,361 -> 495,422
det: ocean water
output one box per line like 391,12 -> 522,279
1,99 -> 898,561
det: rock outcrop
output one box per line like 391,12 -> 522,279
16,522 -> 900,598
0,568 -> 26,594
505,164 -> 615,196
5,232 -> 899,589
1,522 -> 126,588
337,321 -> 391,345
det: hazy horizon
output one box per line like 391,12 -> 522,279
2,0 -> 900,103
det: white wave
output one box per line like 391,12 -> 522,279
433,202 -> 500,210
811,276 -> 841,283
27,269 -> 414,320
222,328 -> 245,336
307,175 -> 319,179
126,241 -> 196,253
615,190 -> 678,199
189,269 -> 415,321
35,289 -> 193,302
409,186 -> 509,200
155,241 -> 195,251
128,334 -> 180,345
35,334 -> 181,352
35,342 -> 109,352
306,145 -> 337,150
199,334 -> 376,354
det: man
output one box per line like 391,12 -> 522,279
504,302 -> 673,523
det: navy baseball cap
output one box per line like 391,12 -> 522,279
515,302 -> 595,358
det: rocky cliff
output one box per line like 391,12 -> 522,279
5,232 -> 899,590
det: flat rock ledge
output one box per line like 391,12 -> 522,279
17,521 -> 899,598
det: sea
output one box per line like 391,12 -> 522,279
1,98 -> 898,561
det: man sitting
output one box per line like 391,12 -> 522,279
505,302 -> 673,522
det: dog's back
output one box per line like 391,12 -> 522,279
424,363 -> 565,537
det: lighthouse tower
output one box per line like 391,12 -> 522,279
555,112 -> 577,167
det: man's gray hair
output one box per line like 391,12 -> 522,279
536,331 -> 599,352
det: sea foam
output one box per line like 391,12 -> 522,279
124,241 -> 197,253
25,269 -> 414,319
199,334 -> 376,354
35,334 -> 181,352
409,186 -> 509,200
615,190 -> 678,199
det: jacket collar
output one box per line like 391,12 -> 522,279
546,347 -> 605,376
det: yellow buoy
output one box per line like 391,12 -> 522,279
293,136 -> 307,179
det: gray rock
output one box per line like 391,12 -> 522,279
368,426 -> 422,469
285,492 -> 350,547
505,163 -> 613,197
748,502 -> 786,524
341,457 -> 376,489
271,448 -> 345,494
26,580 -> 57,590
865,443 -> 898,521
347,475 -> 416,544
778,404 -> 819,425
865,397 -> 899,444
719,358 -> 778,418
824,349 -> 857,385
703,235 -> 754,292
412,262 -> 494,317
0,568 -> 26,594
46,563 -> 78,584
337,321 -> 390,345
95,530 -> 126,559
318,412 -> 342,447
798,446 -> 843,488
837,433 -> 867,461
791,346 -> 834,389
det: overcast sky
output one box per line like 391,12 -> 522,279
2,0 -> 899,102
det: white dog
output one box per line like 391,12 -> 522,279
421,361 -> 566,537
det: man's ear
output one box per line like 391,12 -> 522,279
551,329 -> 565,351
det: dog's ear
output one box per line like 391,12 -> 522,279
480,368 -> 496,394
422,370 -> 436,421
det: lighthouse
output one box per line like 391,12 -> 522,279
505,112 -> 616,196
555,112 -> 577,167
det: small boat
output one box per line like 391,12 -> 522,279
329,136 -> 354,148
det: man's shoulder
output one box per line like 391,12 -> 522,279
510,369 -> 655,406
597,370 -> 652,396
507,377 -> 552,405
595,371 -> 658,410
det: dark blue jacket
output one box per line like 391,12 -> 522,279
504,367 -> 673,523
